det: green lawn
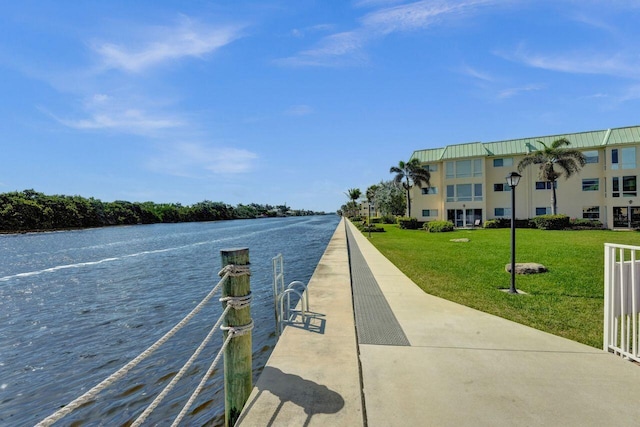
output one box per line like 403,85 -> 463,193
362,224 -> 640,348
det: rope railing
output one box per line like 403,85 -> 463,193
36,258 -> 252,427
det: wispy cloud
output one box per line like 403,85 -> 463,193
49,93 -> 185,135
457,64 -> 494,82
285,104 -> 314,116
91,17 -> 244,73
498,45 -> 640,79
278,0 -> 497,66
147,142 -> 258,177
498,83 -> 545,99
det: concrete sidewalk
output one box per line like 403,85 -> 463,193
239,218 -> 640,426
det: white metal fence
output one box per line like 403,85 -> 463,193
604,243 -> 640,362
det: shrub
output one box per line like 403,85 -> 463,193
484,219 -> 500,229
381,214 -> 396,224
357,223 -> 385,233
425,220 -> 455,233
370,217 -> 382,224
570,218 -> 604,229
531,214 -> 570,230
397,217 -> 420,229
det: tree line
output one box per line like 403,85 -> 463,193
0,189 -> 323,233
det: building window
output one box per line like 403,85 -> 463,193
613,176 -> 637,197
622,147 -> 637,169
612,147 -> 637,170
422,209 -> 438,217
536,207 -> 551,215
446,184 -> 482,202
446,162 -> 454,179
457,184 -> 472,201
623,175 -> 637,197
582,178 -> 599,191
473,159 -> 483,177
445,160 -> 482,178
535,181 -> 557,190
425,164 -> 438,172
584,150 -> 599,164
422,187 -> 438,195
493,158 -> 513,167
583,206 -> 600,220
474,183 -> 483,201
456,160 -> 472,178
494,207 -> 511,217
493,183 -> 512,192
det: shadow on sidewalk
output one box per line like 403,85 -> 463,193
240,366 -> 344,427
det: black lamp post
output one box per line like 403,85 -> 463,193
506,172 -> 522,294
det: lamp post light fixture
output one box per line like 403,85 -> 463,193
506,172 -> 522,294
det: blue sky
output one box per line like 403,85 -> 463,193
1,0 -> 639,212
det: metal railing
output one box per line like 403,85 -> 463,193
272,254 -> 309,337
604,243 -> 640,362
36,248 -> 253,427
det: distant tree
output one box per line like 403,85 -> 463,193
517,138 -> 586,215
366,184 -> 379,218
390,159 -> 430,217
373,180 -> 405,217
344,188 -> 362,217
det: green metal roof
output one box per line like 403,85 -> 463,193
411,147 -> 446,163
410,125 -> 640,162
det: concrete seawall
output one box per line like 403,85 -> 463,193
236,218 -> 364,426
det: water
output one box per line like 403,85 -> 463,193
0,215 -> 340,426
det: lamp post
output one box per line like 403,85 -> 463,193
506,172 -> 522,294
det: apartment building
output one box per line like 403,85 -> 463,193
409,125 -> 640,229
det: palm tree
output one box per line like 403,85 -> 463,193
390,158 -> 431,217
344,188 -> 362,217
517,138 -> 586,215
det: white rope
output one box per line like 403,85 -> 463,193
220,264 -> 251,277
171,330 -> 235,426
131,304 -> 233,427
220,292 -> 252,310
36,271 -> 232,427
221,319 -> 255,337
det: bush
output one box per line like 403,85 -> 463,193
570,218 -> 604,229
357,223 -> 385,233
531,214 -> 570,230
397,217 -> 420,229
381,215 -> 396,224
370,217 -> 382,224
425,220 -> 455,233
483,219 -> 500,229
485,218 -> 535,229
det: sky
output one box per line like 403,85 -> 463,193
1,0 -> 640,213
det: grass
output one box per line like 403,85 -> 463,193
362,223 -> 640,348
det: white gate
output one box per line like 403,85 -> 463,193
604,243 -> 640,362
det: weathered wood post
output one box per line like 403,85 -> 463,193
221,248 -> 252,427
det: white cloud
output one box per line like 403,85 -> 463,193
498,45 -> 640,79
92,17 -> 244,73
278,0 -> 497,67
147,142 -> 258,177
50,93 -> 185,135
457,64 -> 494,82
498,83 -> 545,99
285,105 -> 314,116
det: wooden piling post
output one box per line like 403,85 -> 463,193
221,248 -> 252,427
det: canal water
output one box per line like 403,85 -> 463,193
0,215 -> 340,426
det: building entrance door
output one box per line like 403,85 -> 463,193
613,206 -> 640,228
447,209 -> 482,227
